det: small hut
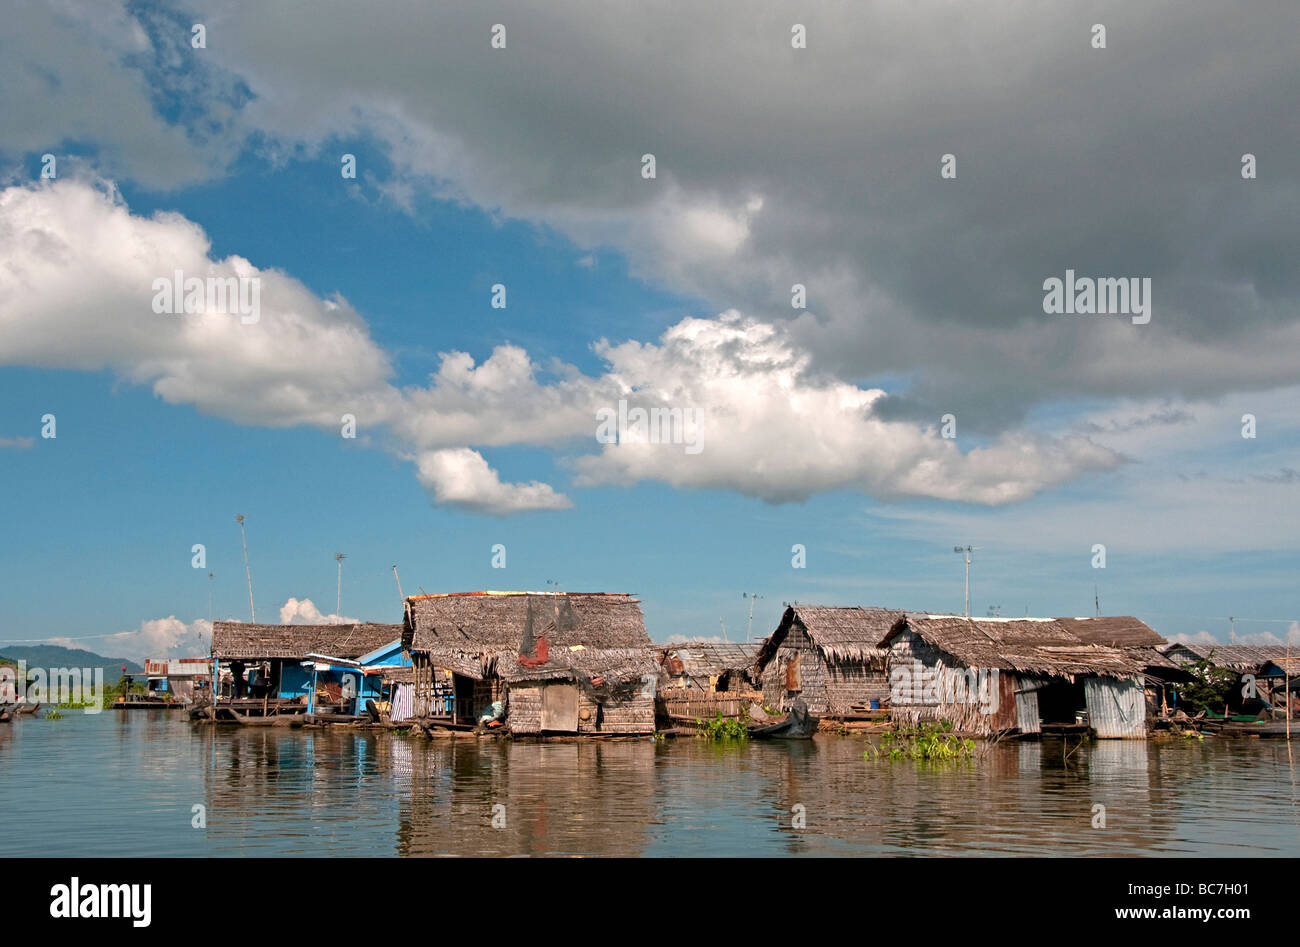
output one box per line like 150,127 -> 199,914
208,621 -> 401,720
881,614 -> 1147,738
1163,643 -> 1298,716
660,642 -> 760,694
755,606 -> 903,716
1055,616 -> 1187,717
403,592 -> 656,734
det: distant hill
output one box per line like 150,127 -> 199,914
0,645 -> 144,684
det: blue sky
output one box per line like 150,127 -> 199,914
2,1 -> 1298,659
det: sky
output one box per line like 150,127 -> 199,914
1,0 -> 1298,660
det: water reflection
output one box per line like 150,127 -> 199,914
2,714 -> 1297,856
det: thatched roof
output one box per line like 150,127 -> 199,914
1055,616 -> 1164,649
211,621 -> 402,660
1055,616 -> 1179,671
500,647 -> 660,685
756,605 -> 905,669
884,614 -> 1143,679
661,641 -> 760,678
403,592 -> 652,681
1163,642 -> 1296,673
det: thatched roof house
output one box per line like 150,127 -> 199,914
1163,642 -> 1294,673
205,621 -> 403,718
755,605 -> 904,716
881,614 -> 1148,738
402,592 -> 656,734
660,642 -> 761,693
1056,616 -> 1179,671
212,621 -> 402,660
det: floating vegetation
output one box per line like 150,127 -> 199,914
44,709 -> 65,720
863,721 -> 976,762
696,712 -> 748,741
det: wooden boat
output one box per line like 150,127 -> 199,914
16,701 -> 40,715
749,698 -> 819,739
0,707 -> 11,723
229,710 -> 300,727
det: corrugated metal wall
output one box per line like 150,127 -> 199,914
1015,676 -> 1042,733
390,682 -> 413,722
1084,676 -> 1146,738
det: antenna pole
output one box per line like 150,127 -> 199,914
236,515 -> 255,622
953,545 -> 980,618
743,592 -> 763,640
335,552 -> 347,613
392,565 -> 404,603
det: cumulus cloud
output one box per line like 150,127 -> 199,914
0,179 -> 393,428
122,0 -> 1299,433
1231,622 -> 1300,646
278,598 -> 356,625
414,448 -> 573,514
47,616 -> 212,663
572,312 -> 1119,504
0,179 -> 1127,511
1165,630 -> 1221,647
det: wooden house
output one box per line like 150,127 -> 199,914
302,637 -> 412,720
660,642 -> 760,694
1055,616 -> 1187,716
755,606 -> 903,716
402,591 -> 657,735
881,614 -> 1148,738
207,621 -> 401,721
1163,643 -> 1297,716
657,641 -> 763,726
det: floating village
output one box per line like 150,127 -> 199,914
18,591 -> 1290,742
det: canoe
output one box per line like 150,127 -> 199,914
749,698 -> 819,739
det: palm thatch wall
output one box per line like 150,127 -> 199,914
887,615 -> 1145,679
756,605 -> 905,715
660,641 -> 761,692
402,591 -> 655,732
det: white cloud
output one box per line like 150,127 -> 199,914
47,616 -> 211,663
414,448 -> 573,514
572,312 -> 1120,504
0,179 -> 394,428
1165,630 -> 1221,646
0,180 -> 1139,514
279,598 -> 356,625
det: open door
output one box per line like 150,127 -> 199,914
540,682 -> 580,732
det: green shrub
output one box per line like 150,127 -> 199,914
864,720 -> 976,761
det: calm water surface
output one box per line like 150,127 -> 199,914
4,711 -> 1299,856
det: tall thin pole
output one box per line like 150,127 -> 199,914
954,545 -> 980,618
335,553 -> 347,613
208,571 -> 214,623
392,565 -> 404,603
744,593 -> 762,640
236,514 -> 254,622
964,549 -> 970,618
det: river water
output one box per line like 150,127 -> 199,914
4,710 -> 1298,856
